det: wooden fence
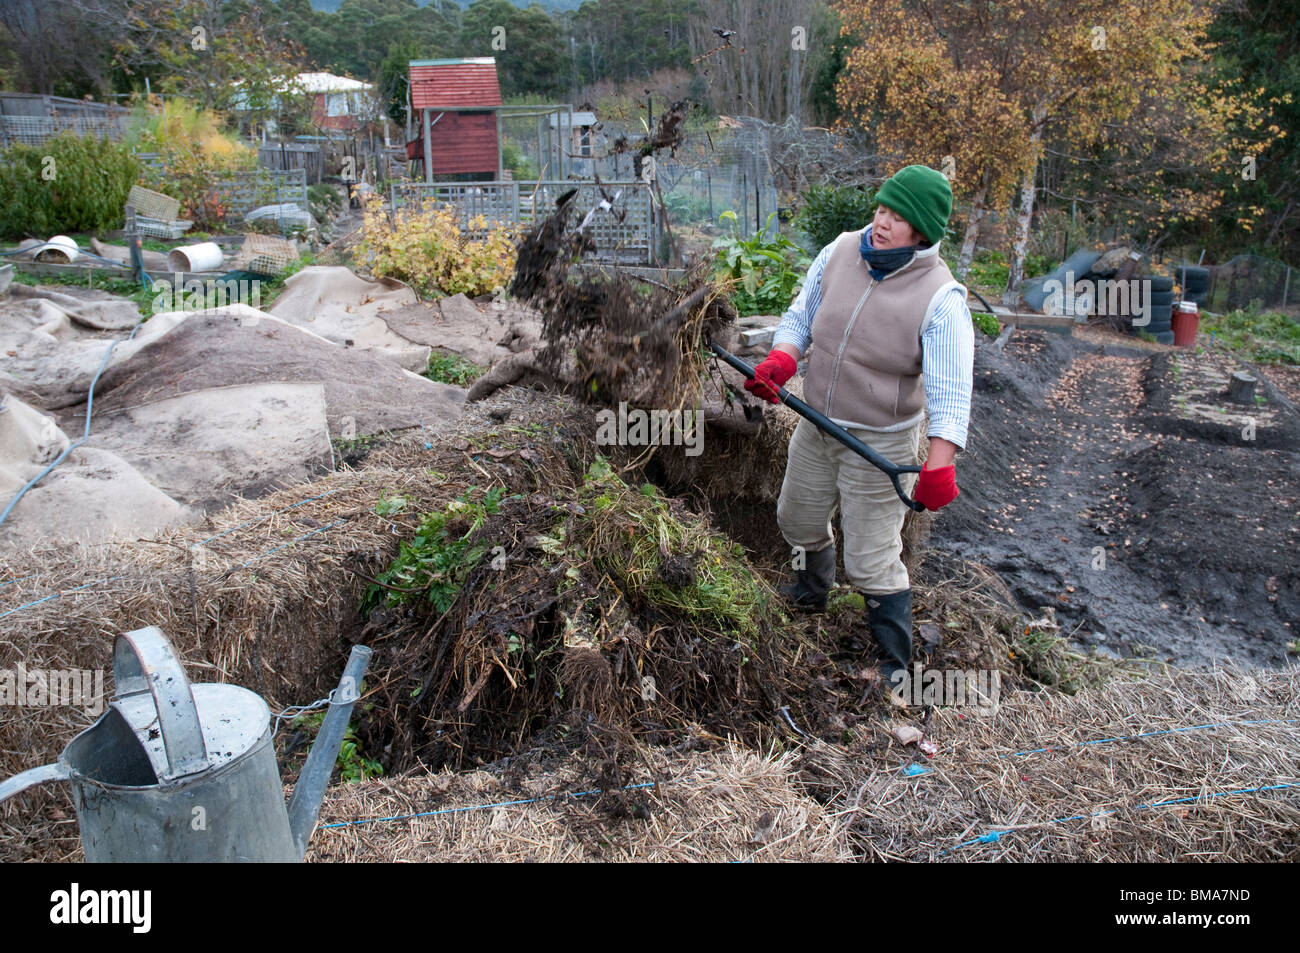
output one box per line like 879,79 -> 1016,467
258,142 -> 324,184
0,93 -> 130,147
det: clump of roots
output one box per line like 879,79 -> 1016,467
509,190 -> 736,414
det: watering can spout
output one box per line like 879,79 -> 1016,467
286,644 -> 373,860
0,762 -> 70,804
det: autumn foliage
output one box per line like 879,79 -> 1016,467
832,0 -> 1284,291
357,195 -> 519,299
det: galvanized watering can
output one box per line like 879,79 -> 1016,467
0,626 -> 371,862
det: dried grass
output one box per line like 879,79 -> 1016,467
309,741 -> 846,863
798,663 -> 1300,862
0,388 -> 596,861
2,379 -> 1293,864
307,665 -> 1298,863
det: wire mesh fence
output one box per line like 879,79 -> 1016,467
207,168 -> 310,219
0,94 -> 131,147
1181,254 -> 1297,313
392,179 -> 658,264
493,110 -> 882,257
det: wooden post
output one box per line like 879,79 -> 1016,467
496,108 -> 503,181
422,107 -> 432,184
124,204 -> 146,288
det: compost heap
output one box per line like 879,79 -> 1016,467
354,202 -> 794,771
344,186 -> 1022,777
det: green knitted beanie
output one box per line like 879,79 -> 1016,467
875,165 -> 953,245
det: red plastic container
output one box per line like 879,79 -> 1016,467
1171,301 -> 1199,346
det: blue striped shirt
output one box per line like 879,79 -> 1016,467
772,227 -> 975,449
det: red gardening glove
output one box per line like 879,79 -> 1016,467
913,463 -> 959,511
744,349 -> 797,403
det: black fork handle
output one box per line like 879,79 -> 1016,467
710,342 -> 926,512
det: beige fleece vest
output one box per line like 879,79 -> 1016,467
805,230 -> 956,430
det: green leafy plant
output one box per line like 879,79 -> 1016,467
1024,253 -> 1054,279
972,310 -> 1001,337
425,352 -> 487,385
291,709 -> 383,783
500,140 -> 539,180
9,266 -> 155,317
0,132 -> 141,240
1203,307 -> 1300,365
965,249 -> 1011,289
663,191 -> 712,226
712,210 -> 812,317
308,183 -> 344,222
795,184 -> 875,250
362,486 -> 510,614
374,494 -> 407,516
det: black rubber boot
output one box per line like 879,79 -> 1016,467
866,589 -> 913,699
778,544 -> 836,613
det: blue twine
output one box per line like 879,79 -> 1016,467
943,781 -> 1298,855
319,781 -> 659,830
1002,719 -> 1299,759
0,573 -> 131,621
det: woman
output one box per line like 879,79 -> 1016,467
743,164 -> 974,695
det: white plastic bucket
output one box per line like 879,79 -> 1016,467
35,235 -> 79,263
168,242 -> 224,273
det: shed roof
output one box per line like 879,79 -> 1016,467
295,72 -> 372,93
410,58 -> 502,109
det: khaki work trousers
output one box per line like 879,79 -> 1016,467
776,416 -> 924,595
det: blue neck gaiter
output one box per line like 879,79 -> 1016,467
860,228 -> 921,281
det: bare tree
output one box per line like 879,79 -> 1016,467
686,0 -> 830,123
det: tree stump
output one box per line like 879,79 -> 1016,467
1226,370 -> 1258,404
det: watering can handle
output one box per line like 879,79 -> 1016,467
113,626 -> 209,781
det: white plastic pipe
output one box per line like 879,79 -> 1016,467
37,235 -> 79,263
168,242 -> 223,273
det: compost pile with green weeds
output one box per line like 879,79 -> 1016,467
354,449 -> 809,774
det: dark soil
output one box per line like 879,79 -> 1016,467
929,327 -> 1299,668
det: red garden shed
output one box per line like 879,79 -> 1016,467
407,57 -> 503,181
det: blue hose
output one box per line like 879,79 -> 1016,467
0,310 -> 150,529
